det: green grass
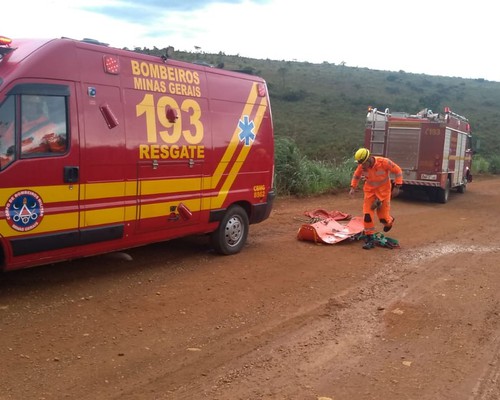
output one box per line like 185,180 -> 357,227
274,137 -> 354,196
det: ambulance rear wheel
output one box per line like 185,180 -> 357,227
211,205 -> 249,255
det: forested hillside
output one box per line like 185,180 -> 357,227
136,47 -> 500,166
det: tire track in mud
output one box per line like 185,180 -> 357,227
183,243 -> 500,400
469,335 -> 500,400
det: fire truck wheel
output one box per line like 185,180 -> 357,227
457,183 -> 466,193
211,205 -> 249,255
435,178 -> 451,203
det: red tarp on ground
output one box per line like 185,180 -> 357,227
297,212 -> 364,245
303,209 -> 352,221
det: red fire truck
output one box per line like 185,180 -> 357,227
0,35 -> 275,271
364,106 -> 473,203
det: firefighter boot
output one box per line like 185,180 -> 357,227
383,216 -> 395,232
362,234 -> 375,250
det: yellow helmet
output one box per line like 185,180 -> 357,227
354,148 -> 370,164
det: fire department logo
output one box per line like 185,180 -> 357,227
5,190 -> 44,232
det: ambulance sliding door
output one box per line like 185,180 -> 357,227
79,83 -> 128,243
131,91 -> 207,233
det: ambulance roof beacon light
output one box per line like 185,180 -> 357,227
0,35 -> 14,59
0,36 -> 12,46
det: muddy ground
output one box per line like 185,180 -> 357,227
1,176 -> 500,400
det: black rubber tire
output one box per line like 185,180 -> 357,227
211,205 -> 249,255
436,178 -> 451,203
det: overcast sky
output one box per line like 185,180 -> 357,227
4,0 -> 498,82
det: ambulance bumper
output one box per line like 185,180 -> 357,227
249,189 -> 276,224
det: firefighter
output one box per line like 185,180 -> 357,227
349,148 -> 403,249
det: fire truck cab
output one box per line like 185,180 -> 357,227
365,106 -> 473,203
0,35 -> 275,271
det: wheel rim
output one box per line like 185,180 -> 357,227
224,216 -> 243,247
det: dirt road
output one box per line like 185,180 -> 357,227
1,177 -> 500,400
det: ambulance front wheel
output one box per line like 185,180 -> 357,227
211,205 -> 249,255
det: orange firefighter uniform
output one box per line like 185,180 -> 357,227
350,156 -> 403,235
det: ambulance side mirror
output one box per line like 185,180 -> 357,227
166,108 -> 178,123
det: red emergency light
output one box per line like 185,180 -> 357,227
257,83 -> 266,97
444,106 -> 450,113
103,55 -> 120,75
434,154 -> 441,171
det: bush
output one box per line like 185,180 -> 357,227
274,137 -> 303,195
487,155 -> 500,174
274,137 -> 355,196
280,89 -> 307,102
471,155 -> 490,174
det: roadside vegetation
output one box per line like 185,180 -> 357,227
135,46 -> 500,196
274,137 -> 354,196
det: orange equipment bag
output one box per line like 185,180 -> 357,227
297,215 -> 364,245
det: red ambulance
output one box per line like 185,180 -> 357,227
0,35 -> 275,271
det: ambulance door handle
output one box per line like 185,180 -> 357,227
64,166 -> 79,183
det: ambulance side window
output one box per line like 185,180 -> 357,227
20,95 -> 68,158
0,96 -> 15,170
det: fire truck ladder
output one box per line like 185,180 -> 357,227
367,108 -> 389,156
